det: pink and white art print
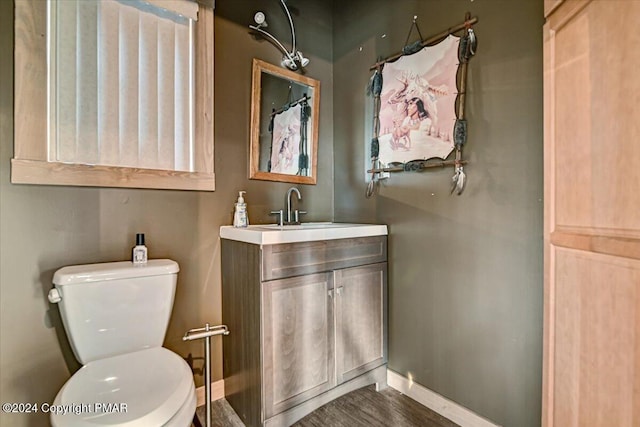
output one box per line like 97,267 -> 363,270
270,104 -> 302,175
378,35 -> 460,165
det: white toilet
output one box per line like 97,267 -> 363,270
48,259 -> 196,427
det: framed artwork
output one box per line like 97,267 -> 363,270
269,103 -> 302,175
365,15 -> 477,198
377,35 -> 460,165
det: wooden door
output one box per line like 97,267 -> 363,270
335,263 -> 387,385
262,272 -> 336,419
543,1 -> 640,426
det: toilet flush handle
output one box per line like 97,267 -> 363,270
48,288 -> 62,304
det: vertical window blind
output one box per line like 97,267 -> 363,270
50,0 -> 197,172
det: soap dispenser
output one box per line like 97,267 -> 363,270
233,191 -> 249,227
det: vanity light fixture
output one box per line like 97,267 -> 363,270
249,0 -> 309,71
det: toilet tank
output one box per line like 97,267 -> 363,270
52,259 -> 180,365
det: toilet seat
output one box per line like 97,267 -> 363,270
51,347 -> 195,427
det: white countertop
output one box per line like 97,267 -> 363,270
220,223 -> 388,245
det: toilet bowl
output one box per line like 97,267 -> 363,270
48,260 -> 195,427
50,348 -> 196,427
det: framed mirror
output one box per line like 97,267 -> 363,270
250,58 -> 320,184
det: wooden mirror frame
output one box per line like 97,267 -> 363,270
249,58 -> 320,184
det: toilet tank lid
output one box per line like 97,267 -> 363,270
53,259 -> 179,286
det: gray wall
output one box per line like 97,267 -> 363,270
0,1 -> 333,426
333,1 -> 543,426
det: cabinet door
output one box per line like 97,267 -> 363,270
335,263 -> 387,384
543,1 -> 640,426
262,272 -> 336,419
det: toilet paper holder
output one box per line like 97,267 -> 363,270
183,324 -> 230,427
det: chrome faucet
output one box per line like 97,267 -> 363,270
286,187 -> 301,224
270,187 -> 307,226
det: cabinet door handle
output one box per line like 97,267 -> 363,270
336,286 -> 343,296
328,289 -> 334,298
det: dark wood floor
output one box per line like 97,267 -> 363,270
195,385 -> 459,427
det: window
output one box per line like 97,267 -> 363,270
12,0 -> 215,191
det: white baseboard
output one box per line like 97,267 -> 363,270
196,379 -> 225,407
387,369 -> 501,427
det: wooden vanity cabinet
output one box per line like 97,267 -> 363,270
334,263 -> 387,385
262,271 -> 336,420
222,236 -> 387,427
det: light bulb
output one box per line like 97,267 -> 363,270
282,56 -> 297,70
254,11 -> 267,26
297,51 -> 310,67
